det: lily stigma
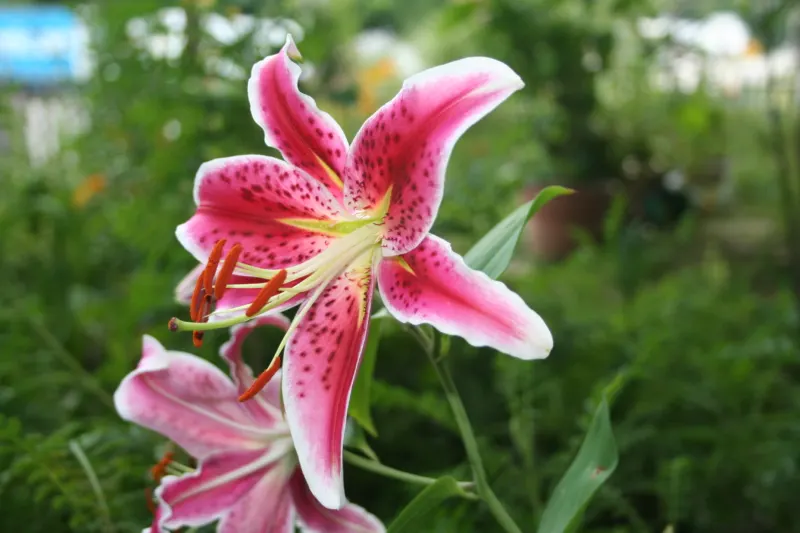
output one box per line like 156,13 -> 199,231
169,35 -> 553,509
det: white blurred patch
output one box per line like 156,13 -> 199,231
637,11 -> 799,95
353,29 -> 423,78
162,119 -> 182,142
663,169 -> 685,192
125,7 -> 304,77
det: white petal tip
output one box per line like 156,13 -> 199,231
283,34 -> 302,61
538,344 -> 553,359
524,331 -> 554,360
142,333 -> 160,348
502,318 -> 553,361
518,321 -> 554,360
140,335 -> 161,359
313,489 -> 345,511
175,223 -> 207,264
300,466 -> 347,510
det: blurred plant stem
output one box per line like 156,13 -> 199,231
411,326 -> 524,533
767,78 -> 800,334
758,3 -> 800,336
343,450 -> 477,496
181,1 -> 202,71
27,316 -> 114,409
68,440 -> 114,533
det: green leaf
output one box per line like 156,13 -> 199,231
388,476 -> 472,533
348,317 -> 383,436
344,422 -> 379,462
536,397 -> 618,533
464,186 -> 573,279
371,307 -> 389,320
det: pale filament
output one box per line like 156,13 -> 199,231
231,223 -> 382,284
174,223 -> 383,332
212,224 -> 382,317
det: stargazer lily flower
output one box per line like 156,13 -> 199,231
114,327 -> 385,533
170,35 -> 553,509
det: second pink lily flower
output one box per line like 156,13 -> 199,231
173,36 -> 553,509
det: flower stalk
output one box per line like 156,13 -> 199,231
343,450 -> 477,496
419,329 -> 524,533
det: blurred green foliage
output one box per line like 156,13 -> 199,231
1,0 -> 799,531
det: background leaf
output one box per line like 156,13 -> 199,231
464,186 -> 574,278
387,476 -> 473,533
348,317 -> 384,436
344,422 -> 380,461
536,398 -> 618,533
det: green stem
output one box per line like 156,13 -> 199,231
421,332 -> 524,533
344,450 -> 477,498
598,485 -> 649,533
69,440 -> 114,533
29,317 -> 114,409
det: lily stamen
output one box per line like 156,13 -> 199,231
150,450 -> 174,482
191,292 -> 214,347
189,271 -> 205,322
144,487 -> 156,514
245,269 -> 288,317
172,226 -> 384,339
204,239 -> 226,295
192,330 -> 204,348
215,243 -> 242,300
238,355 -> 282,402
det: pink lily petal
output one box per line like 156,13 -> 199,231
290,468 -> 385,533
377,235 -> 552,360
220,315 -> 291,422
143,495 -> 165,533
114,336 -> 269,458
345,58 -> 523,255
248,35 -> 349,199
283,261 -> 376,509
176,155 -> 344,270
157,446 -> 292,529
217,464 -> 296,533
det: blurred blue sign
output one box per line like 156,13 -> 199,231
0,6 -> 81,85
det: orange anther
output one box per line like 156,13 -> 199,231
238,356 -> 282,402
192,331 -> 204,348
194,293 -> 212,322
204,240 -> 227,295
150,451 -> 174,482
191,295 -> 212,347
215,243 -> 242,301
145,487 -> 156,514
190,270 -> 206,322
245,269 -> 287,317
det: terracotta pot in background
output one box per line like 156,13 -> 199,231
522,181 -> 614,261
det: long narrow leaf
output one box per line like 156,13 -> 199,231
537,398 -> 618,533
348,317 -> 383,436
387,476 -> 472,533
464,186 -> 573,279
